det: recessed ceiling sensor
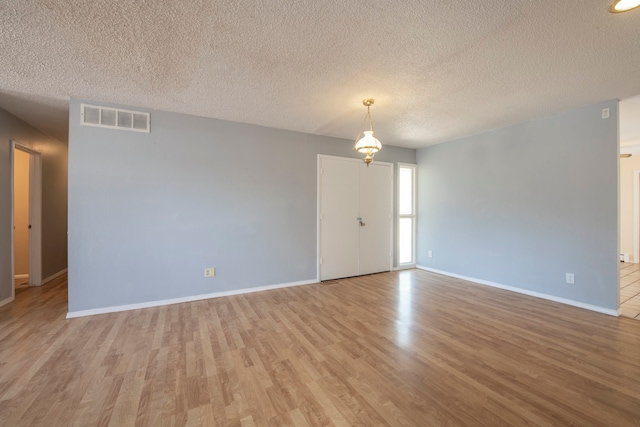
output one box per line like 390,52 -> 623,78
609,0 -> 640,13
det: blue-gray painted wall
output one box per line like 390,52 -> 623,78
68,99 -> 416,312
416,101 -> 619,310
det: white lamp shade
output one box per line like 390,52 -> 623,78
355,130 -> 382,154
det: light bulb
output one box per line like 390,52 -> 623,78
610,0 -> 640,12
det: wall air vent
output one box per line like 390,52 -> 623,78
80,104 -> 150,133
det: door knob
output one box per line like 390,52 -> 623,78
359,220 -> 365,226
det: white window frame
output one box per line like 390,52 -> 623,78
397,163 -> 416,268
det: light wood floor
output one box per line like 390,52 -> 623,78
13,277 -> 29,290
1,271 -> 640,426
620,262 -> 640,319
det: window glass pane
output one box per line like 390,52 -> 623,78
399,217 -> 413,264
399,167 -> 413,215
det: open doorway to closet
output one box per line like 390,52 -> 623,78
11,141 -> 43,296
13,148 -> 30,289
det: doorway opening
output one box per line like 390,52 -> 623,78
11,140 -> 43,298
13,148 -> 30,289
619,94 -> 640,319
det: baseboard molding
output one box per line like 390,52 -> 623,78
67,278 -> 318,319
416,265 -> 619,317
0,296 -> 15,308
43,268 -> 68,284
14,274 -> 29,279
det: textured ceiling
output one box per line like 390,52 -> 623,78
1,0 -> 639,148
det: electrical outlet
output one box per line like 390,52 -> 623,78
428,251 -> 433,258
602,108 -> 610,119
204,268 -> 216,277
566,273 -> 574,284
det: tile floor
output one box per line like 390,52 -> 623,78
620,262 -> 640,319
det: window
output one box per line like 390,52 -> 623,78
398,163 -> 416,266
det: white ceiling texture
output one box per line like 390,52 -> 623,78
1,0 -> 639,148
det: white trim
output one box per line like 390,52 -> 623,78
416,265 -> 619,317
42,268 -> 68,284
14,274 -> 29,279
0,296 -> 15,308
66,278 -> 318,319
317,155 -> 322,281
388,163 -> 395,273
634,169 -> 640,264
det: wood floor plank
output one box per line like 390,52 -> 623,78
2,270 -> 640,426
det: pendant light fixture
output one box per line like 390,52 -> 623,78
353,98 -> 382,166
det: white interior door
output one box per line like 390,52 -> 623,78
359,163 -> 392,275
320,157 -> 360,280
27,151 -> 42,286
319,156 -> 392,280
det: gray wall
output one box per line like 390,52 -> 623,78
0,108 -> 68,302
68,99 -> 415,313
416,101 -> 619,310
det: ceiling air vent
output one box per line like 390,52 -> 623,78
81,104 -> 150,133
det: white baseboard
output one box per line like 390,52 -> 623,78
43,268 -> 68,284
416,265 -> 619,317
0,296 -> 15,308
14,274 -> 29,279
67,278 -> 318,319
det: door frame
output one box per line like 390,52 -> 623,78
317,154 -> 394,281
396,162 -> 417,269
634,169 -> 640,265
11,140 -> 43,297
